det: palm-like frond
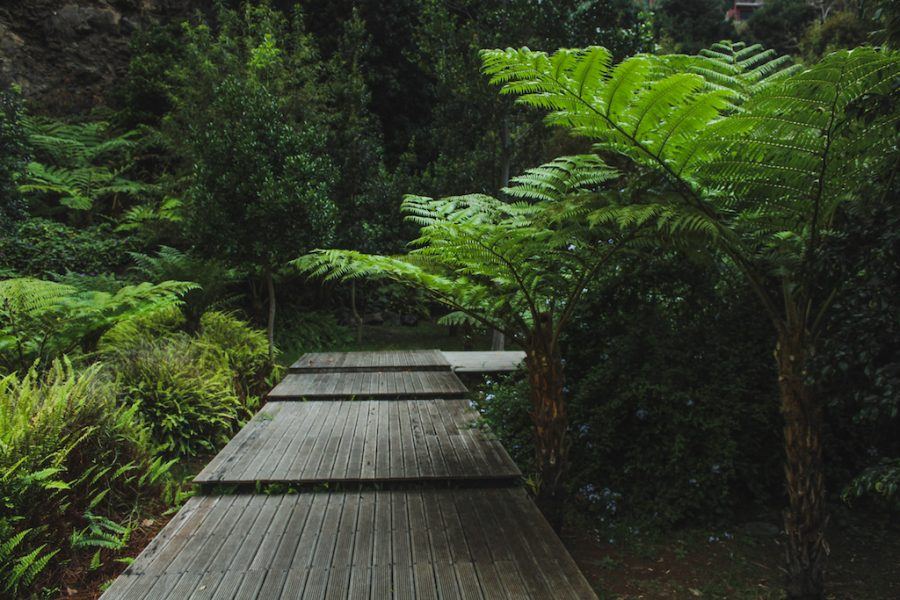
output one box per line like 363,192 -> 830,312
483,42 -> 899,330
296,153 -> 638,342
481,46 -> 737,184
698,48 -> 900,243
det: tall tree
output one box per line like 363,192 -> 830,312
482,41 -> 899,598
172,3 -> 337,357
184,75 -> 335,359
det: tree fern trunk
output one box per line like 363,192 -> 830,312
777,327 -> 827,600
526,313 -> 568,531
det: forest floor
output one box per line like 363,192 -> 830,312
565,507 -> 900,599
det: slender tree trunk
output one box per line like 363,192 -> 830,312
265,269 -> 276,362
351,280 -> 363,344
526,312 -> 568,530
777,326 -> 827,600
491,114 -> 512,352
491,329 -> 506,350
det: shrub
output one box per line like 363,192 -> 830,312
275,309 -> 353,359
107,335 -> 247,459
559,259 -> 780,526
0,360 -> 167,596
198,311 -> 273,401
129,246 -> 240,330
801,12 -> 870,59
0,218 -> 127,278
472,375 -> 533,473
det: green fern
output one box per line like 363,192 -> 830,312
296,152 -> 642,346
482,43 -> 900,326
19,117 -> 149,212
0,531 -> 57,595
480,42 -> 899,594
0,277 -> 197,371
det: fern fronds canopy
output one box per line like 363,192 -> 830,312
481,43 -> 900,331
19,118 -> 149,212
295,155 -> 637,344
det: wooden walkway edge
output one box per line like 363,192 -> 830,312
102,350 -> 597,599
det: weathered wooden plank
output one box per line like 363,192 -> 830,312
195,400 -> 520,485
101,489 -> 597,600
441,351 -> 525,373
290,350 -> 451,373
268,371 -> 467,400
454,562 -> 485,600
347,566 -> 371,600
413,562 -> 439,600
324,565 -> 352,600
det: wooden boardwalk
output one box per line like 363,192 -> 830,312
195,400 -> 520,485
269,371 -> 468,400
102,350 -> 596,599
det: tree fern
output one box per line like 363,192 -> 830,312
482,41 -> 900,596
296,153 -> 651,525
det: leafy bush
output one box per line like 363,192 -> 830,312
801,12 -> 870,59
275,309 -> 353,360
741,0 -> 818,55
476,254 -> 781,527
559,259 -> 779,526
0,218 -> 128,278
0,360 -> 168,596
129,246 -> 240,330
472,375 -> 533,472
198,311 -> 273,401
843,458 -> 900,510
106,335 -> 247,459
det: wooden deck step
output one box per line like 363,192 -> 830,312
100,489 -> 597,600
289,350 -> 451,373
268,371 -> 468,400
442,350 -> 526,373
194,400 -> 520,485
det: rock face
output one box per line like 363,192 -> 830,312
0,1 -> 198,114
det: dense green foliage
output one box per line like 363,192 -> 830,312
0,361 -> 168,595
20,119 -> 146,214
0,0 -> 897,596
104,336 -> 244,459
0,277 -> 195,372
656,0 -> 735,52
0,89 -> 28,233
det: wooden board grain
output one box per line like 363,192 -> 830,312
268,371 -> 468,400
194,400 -> 520,485
100,489 -> 597,600
290,350 -> 451,373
